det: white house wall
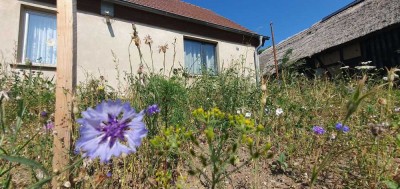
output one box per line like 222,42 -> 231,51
0,0 -> 256,86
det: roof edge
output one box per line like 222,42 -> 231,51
108,0 -> 269,41
321,0 -> 364,22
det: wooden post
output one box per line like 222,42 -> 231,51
52,0 -> 77,187
270,22 -> 279,79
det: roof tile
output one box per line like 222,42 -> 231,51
124,0 -> 254,33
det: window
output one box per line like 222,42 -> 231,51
184,39 -> 217,75
22,10 -> 57,65
101,1 -> 114,17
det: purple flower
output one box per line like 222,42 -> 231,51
40,111 -> 48,118
335,123 -> 343,130
312,126 -> 325,135
43,121 -> 54,131
335,122 -> 350,133
342,126 -> 350,133
106,171 -> 112,178
146,104 -> 160,116
75,100 -> 148,163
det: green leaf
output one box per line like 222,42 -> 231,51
383,180 -> 399,189
0,146 -> 7,155
0,155 -> 48,176
396,134 -> 400,148
0,166 -> 14,177
15,131 -> 39,155
2,173 -> 12,189
28,177 -> 52,189
310,166 -> 318,184
278,153 -> 286,163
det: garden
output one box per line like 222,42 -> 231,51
1,39 -> 400,189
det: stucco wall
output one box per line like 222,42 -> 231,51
0,0 -> 21,61
0,0 -> 256,87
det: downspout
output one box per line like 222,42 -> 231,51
254,35 -> 263,85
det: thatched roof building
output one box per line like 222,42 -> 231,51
261,0 -> 400,75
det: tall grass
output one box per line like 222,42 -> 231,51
1,33 -> 400,188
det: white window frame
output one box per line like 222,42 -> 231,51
21,10 -> 57,66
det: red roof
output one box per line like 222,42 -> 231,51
124,0 -> 254,34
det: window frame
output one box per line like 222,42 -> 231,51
20,8 -> 57,67
184,37 -> 218,76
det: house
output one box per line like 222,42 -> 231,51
0,0 -> 268,85
261,0 -> 400,77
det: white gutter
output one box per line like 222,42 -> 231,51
254,35 -> 264,85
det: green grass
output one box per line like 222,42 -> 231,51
1,44 -> 400,188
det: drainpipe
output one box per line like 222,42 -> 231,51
254,35 -> 263,85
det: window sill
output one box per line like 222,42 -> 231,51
185,73 -> 218,78
12,63 -> 57,71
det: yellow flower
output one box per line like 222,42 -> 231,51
256,124 -> 265,132
244,119 -> 252,126
192,107 -> 205,117
97,85 -> 105,91
204,128 -> 215,141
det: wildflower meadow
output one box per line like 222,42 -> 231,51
1,34 -> 400,189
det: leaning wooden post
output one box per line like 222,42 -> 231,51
52,0 -> 77,187
270,22 -> 279,79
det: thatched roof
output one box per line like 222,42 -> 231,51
261,0 -> 400,74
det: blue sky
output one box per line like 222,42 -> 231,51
184,0 -> 354,46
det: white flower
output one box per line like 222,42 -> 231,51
355,65 -> 376,70
330,133 -> 337,140
361,61 -> 372,65
383,77 -> 388,81
275,108 -> 283,116
35,170 -> 44,179
0,91 -> 9,101
82,158 -> 93,168
245,112 -> 251,118
63,181 -> 71,188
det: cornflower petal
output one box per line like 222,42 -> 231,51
335,122 -> 350,133
335,123 -> 343,130
126,127 -> 148,148
146,104 -> 160,116
342,126 -> 350,133
312,126 -> 325,135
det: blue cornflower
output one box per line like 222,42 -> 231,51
335,123 -> 343,130
312,126 -> 325,135
106,171 -> 112,178
40,111 -> 48,117
342,126 -> 350,133
75,100 -> 148,163
146,104 -> 160,116
335,122 -> 350,133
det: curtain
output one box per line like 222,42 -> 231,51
184,40 -> 202,74
24,11 -> 57,65
203,43 -> 216,74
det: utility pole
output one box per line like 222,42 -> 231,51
52,0 -> 77,187
270,22 -> 279,79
